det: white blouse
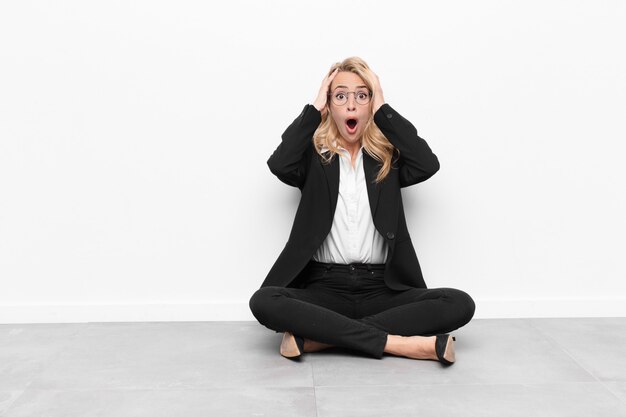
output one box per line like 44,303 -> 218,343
313,147 -> 389,264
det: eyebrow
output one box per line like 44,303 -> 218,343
332,85 -> 369,90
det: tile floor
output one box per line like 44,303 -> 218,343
1,318 -> 625,416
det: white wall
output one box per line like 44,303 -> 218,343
1,1 -> 625,323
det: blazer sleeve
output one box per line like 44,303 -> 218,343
267,104 -> 322,189
374,103 -> 440,187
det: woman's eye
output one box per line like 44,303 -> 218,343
335,93 -> 346,100
357,92 -> 367,99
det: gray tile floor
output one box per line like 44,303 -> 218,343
1,318 -> 626,416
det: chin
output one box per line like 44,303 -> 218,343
341,136 -> 362,147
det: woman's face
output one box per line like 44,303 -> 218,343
328,71 -> 371,147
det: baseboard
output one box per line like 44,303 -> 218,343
1,297 -> 625,324
0,302 -> 257,324
475,297 -> 626,318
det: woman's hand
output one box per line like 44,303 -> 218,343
313,67 -> 339,117
368,69 -> 385,114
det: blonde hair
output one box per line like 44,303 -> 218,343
313,57 -> 396,183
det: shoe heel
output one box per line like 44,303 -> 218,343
435,334 -> 456,366
280,332 -> 304,359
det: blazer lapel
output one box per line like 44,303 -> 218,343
363,151 -> 381,218
321,150 -> 381,218
321,152 -> 339,215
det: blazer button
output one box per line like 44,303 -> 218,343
386,232 -> 395,239
386,113 -> 393,119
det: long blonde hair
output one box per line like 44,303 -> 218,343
313,57 -> 396,183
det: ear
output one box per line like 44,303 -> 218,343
321,102 -> 330,118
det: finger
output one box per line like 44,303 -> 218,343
326,68 -> 339,83
324,69 -> 339,93
370,71 -> 382,90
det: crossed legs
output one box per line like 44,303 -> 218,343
249,283 -> 475,360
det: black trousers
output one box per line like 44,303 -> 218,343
249,261 -> 475,358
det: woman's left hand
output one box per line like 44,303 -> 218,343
369,70 -> 385,114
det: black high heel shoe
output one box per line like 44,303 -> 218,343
280,332 -> 305,359
435,334 -> 456,366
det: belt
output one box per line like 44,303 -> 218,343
309,260 -> 386,273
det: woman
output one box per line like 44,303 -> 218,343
249,57 -> 475,364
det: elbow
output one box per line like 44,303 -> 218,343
428,154 -> 440,177
267,157 -> 304,188
267,152 -> 289,178
418,161 -> 439,184
418,155 -> 441,182
267,154 -> 279,175
267,157 -> 287,181
421,155 -> 440,182
400,155 -> 440,187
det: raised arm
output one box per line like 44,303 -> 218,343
267,105 -> 321,188
367,69 -> 440,187
267,68 -> 339,188
374,104 -> 440,187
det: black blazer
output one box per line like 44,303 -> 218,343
260,103 -> 440,291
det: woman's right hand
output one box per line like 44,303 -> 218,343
312,67 -> 339,117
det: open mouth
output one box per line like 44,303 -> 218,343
346,118 -> 358,134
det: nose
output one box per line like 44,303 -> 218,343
346,93 -> 357,111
